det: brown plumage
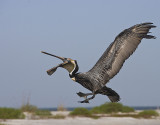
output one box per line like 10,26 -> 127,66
42,22 -> 156,103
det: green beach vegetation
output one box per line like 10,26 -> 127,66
138,110 -> 159,118
20,103 -> 53,119
52,114 -> 66,119
90,102 -> 134,114
70,107 -> 92,117
69,103 -> 135,119
0,102 -> 159,119
35,110 -> 52,118
70,102 -> 159,119
20,103 -> 38,113
69,107 -> 99,119
0,107 -> 25,119
20,103 -> 65,119
0,123 -> 6,125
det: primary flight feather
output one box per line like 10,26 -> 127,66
42,22 -> 156,103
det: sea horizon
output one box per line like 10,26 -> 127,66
40,106 -> 160,111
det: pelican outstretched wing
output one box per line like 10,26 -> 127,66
88,22 -> 156,86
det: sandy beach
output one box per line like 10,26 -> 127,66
2,117 -> 160,125
1,111 -> 160,125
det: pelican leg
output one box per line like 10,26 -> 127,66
77,92 -> 95,103
77,92 -> 93,98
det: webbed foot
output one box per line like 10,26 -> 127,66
78,100 -> 89,103
77,92 -> 87,97
77,91 -> 95,103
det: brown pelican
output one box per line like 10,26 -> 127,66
42,22 -> 156,103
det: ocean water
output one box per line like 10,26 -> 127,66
41,106 -> 159,111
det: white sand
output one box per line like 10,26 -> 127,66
1,111 -> 160,125
1,117 -> 160,125
51,111 -> 70,116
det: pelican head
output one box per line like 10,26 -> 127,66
41,51 -> 79,79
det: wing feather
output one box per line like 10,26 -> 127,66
87,22 -> 156,86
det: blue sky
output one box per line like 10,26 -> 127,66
0,0 -> 160,108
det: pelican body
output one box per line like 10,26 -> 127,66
42,22 -> 156,103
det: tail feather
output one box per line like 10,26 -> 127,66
97,86 -> 120,102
